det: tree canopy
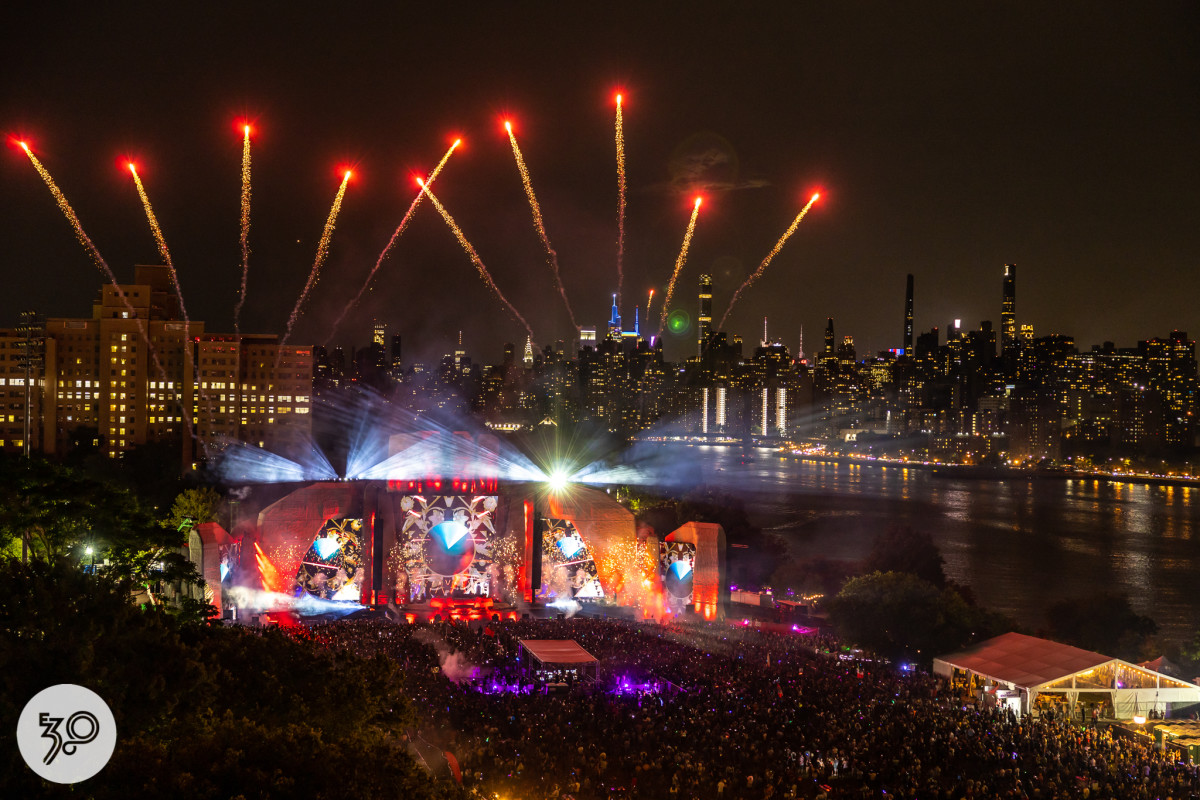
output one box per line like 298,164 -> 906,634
862,525 -> 947,588
0,560 -> 454,799
827,570 -> 1008,663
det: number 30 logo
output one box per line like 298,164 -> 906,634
17,685 -> 116,784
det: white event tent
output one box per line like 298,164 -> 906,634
934,632 -> 1200,718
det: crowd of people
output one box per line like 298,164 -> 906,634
283,615 -> 1199,800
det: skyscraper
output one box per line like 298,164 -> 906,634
1001,264 -> 1016,355
698,274 -> 713,357
824,318 -> 835,355
904,273 -> 914,354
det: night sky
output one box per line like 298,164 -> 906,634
2,3 -> 1197,364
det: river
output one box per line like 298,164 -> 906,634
681,445 -> 1200,644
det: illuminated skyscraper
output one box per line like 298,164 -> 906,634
1001,264 -> 1017,356
607,294 -> 622,340
904,273 -> 914,354
698,274 -> 713,357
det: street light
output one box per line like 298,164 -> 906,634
85,546 -> 95,572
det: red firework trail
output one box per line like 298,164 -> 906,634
719,192 -> 820,329
614,93 -> 627,309
417,178 -> 534,339
234,123 -> 252,336
658,197 -> 703,334
325,140 -> 461,344
505,120 -> 576,329
281,170 -> 352,350
19,142 -> 193,436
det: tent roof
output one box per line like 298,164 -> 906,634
934,632 -> 1110,689
518,639 -> 598,665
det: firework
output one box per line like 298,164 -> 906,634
326,139 -> 460,344
658,197 -> 703,334
19,143 -> 191,434
505,121 -> 576,329
281,170 -> 352,349
234,124 -> 252,336
719,192 -> 819,328
614,93 -> 627,308
20,143 -> 116,282
128,163 -> 192,330
417,178 -> 534,339
646,288 -> 655,320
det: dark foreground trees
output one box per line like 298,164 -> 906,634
0,560 -> 460,799
826,571 -> 1010,664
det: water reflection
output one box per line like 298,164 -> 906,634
685,446 -> 1200,643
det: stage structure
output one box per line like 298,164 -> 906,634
189,430 -> 727,622
518,639 -> 599,683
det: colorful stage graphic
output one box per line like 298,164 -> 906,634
540,518 -> 604,602
398,495 -> 499,602
295,518 -> 365,601
659,541 -> 695,613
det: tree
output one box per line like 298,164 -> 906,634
0,456 -> 133,564
0,560 -> 451,799
827,570 -> 1007,663
862,525 -> 947,588
165,486 -> 222,533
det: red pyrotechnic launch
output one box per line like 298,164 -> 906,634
280,169 -> 353,351
127,162 -> 192,332
325,138 -> 462,344
658,197 -> 703,334
18,142 -> 191,434
416,177 -> 534,339
614,91 -> 627,308
505,118 -> 576,328
234,121 -> 253,335
719,191 -> 821,329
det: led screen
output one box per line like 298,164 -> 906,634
540,518 -> 604,601
295,518 -> 365,602
398,495 -> 498,602
659,541 -> 696,612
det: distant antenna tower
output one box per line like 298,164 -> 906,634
761,316 -> 769,347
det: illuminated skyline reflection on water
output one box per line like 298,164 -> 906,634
684,445 -> 1200,644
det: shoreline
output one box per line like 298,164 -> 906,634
779,452 -> 1200,490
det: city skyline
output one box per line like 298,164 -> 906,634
3,4 -> 1198,363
